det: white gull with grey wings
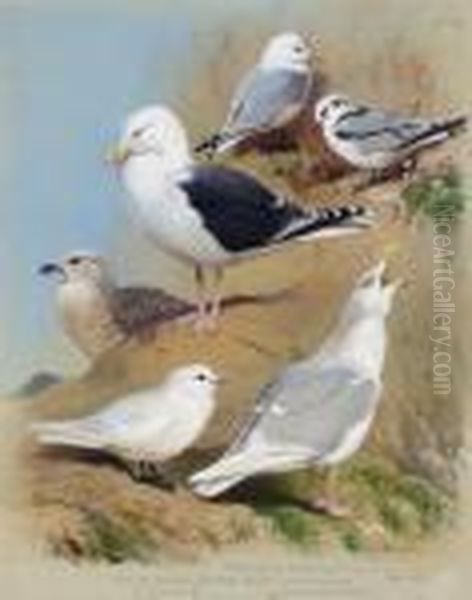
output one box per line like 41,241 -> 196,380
314,93 -> 467,177
189,262 -> 400,499
31,364 -> 219,483
195,32 -> 317,156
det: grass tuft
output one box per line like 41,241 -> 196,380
340,528 -> 363,553
402,166 -> 468,219
82,509 -> 156,563
347,459 -> 450,537
256,504 -> 320,547
394,476 -> 450,532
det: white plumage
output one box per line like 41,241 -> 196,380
31,364 -> 219,481
189,261 -> 400,499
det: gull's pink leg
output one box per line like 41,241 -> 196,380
310,469 -> 351,518
207,266 -> 224,329
194,265 -> 208,332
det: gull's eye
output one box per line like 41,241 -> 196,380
68,256 -> 82,266
196,373 -> 207,382
131,127 -> 147,139
332,98 -> 346,109
294,45 -> 304,53
319,107 -> 329,120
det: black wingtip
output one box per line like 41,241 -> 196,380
275,203 -> 375,244
445,114 -> 468,136
317,204 -> 374,227
194,134 -> 222,158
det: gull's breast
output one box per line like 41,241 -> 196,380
124,167 -> 231,266
57,282 -> 123,358
319,412 -> 375,466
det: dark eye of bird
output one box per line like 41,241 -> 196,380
196,374 -> 207,382
132,127 -> 146,138
68,257 -> 82,266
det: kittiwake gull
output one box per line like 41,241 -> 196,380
314,93 -> 467,184
195,32 -> 317,156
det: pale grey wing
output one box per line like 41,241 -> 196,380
111,287 -> 194,337
229,365 -> 379,461
334,105 -> 433,154
55,407 -> 136,441
74,388 -> 159,437
224,66 -> 310,134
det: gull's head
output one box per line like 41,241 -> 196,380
166,364 -> 221,394
108,105 -> 190,168
347,261 -> 401,319
39,251 -> 108,286
314,93 -> 354,126
260,32 -> 313,71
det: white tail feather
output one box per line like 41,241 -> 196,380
30,420 -> 104,451
189,447 -> 312,498
189,452 -> 256,498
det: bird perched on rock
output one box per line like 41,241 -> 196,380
109,105 -> 374,328
189,262 -> 400,514
31,364 -> 219,484
314,93 -> 467,185
194,32 -> 317,157
39,251 -> 195,359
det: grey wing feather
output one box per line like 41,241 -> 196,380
52,406 -> 135,441
80,387 -> 158,433
335,106 -> 433,153
111,287 -> 194,336
229,365 -> 380,460
224,67 -> 310,134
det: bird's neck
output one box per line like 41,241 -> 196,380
317,314 -> 387,380
56,279 -> 119,357
259,61 -> 309,74
122,153 -> 190,200
61,277 -> 110,296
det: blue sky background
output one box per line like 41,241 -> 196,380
0,0 -> 296,391
0,3 -> 200,389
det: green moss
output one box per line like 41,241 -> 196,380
346,459 -> 449,537
350,461 -> 394,497
243,454 -> 451,551
340,528 -> 363,553
257,505 -> 320,547
377,498 -> 416,535
394,476 -> 450,533
82,509 -> 157,563
402,167 -> 468,219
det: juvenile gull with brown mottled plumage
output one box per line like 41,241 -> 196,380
39,251 -> 195,359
